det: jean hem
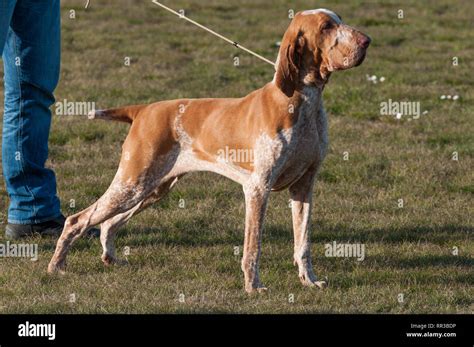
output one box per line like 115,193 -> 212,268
7,211 -> 63,225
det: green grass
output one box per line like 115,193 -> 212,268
0,0 -> 472,313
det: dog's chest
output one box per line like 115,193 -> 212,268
294,89 -> 328,160
272,88 -> 328,189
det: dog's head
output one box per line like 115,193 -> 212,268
275,9 -> 371,97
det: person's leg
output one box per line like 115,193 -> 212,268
2,0 -> 61,225
0,0 -> 16,55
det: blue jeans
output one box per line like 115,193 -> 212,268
1,0 -> 61,224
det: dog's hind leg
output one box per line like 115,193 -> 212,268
100,176 -> 182,266
48,112 -> 183,274
100,202 -> 143,267
241,183 -> 271,293
47,172 -> 157,274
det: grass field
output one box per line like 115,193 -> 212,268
0,0 -> 472,313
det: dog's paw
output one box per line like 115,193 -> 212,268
313,280 -> 328,289
299,273 -> 328,289
101,255 -> 129,267
245,284 -> 268,294
47,261 -> 67,275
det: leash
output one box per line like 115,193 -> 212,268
151,0 -> 276,67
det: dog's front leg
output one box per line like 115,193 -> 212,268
241,185 -> 270,293
289,167 -> 327,288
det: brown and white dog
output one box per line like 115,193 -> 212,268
48,9 -> 370,293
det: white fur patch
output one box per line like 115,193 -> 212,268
174,109 -> 193,147
336,27 -> 352,43
301,8 -> 342,24
300,87 -> 328,161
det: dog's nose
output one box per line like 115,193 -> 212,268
358,35 -> 371,49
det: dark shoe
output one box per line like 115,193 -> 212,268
5,215 -> 100,240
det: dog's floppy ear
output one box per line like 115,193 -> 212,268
275,26 -> 305,97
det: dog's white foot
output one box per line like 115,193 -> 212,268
252,286 -> 268,294
245,284 -> 268,294
47,260 -> 67,275
302,278 -> 328,289
299,271 -> 328,289
101,254 -> 129,267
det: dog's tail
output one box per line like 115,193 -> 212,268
87,105 -> 146,124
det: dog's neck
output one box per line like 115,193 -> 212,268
273,49 -> 331,97
292,80 -> 325,113
300,84 -> 323,103
269,72 -> 325,118
300,85 -> 329,159
299,86 -> 325,129
303,69 -> 331,89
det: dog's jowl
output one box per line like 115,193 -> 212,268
48,9 -> 370,293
